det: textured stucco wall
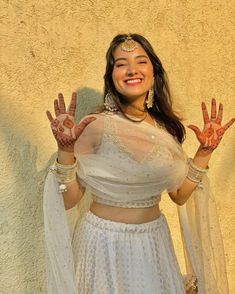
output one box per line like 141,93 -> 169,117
1,0 -> 235,293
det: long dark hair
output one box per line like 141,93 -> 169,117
103,33 -> 185,144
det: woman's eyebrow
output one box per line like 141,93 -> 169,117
114,55 -> 148,63
135,55 -> 148,59
114,57 -> 127,63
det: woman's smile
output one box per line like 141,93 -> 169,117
124,78 -> 143,85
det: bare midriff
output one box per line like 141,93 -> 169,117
89,201 -> 161,224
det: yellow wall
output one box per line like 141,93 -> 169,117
1,1 -> 234,293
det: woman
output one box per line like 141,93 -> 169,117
44,34 -> 234,294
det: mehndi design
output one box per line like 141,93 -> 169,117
46,92 -> 96,151
188,98 -> 235,153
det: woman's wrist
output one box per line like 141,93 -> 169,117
57,149 -> 76,165
192,145 -> 212,169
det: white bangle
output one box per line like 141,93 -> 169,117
186,158 -> 209,184
49,157 -> 78,192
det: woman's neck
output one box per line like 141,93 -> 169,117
122,102 -> 147,117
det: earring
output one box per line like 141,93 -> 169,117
146,84 -> 154,109
104,92 -> 119,112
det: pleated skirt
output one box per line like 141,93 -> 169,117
72,210 -> 185,294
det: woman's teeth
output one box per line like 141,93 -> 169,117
126,79 -> 142,84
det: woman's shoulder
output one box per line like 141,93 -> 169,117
79,111 -> 106,121
79,111 -> 120,124
78,111 -> 114,134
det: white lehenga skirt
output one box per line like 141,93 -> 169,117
72,210 -> 185,294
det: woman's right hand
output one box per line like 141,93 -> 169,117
46,92 -> 96,152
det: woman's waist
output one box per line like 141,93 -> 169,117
89,201 -> 161,224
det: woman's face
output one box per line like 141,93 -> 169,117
112,42 -> 154,104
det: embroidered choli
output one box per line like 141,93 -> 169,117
74,112 -> 188,208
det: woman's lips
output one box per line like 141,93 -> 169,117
125,78 -> 142,86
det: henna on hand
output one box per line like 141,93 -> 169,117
46,92 -> 96,151
187,98 -> 235,153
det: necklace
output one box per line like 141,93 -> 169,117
121,103 -> 147,122
125,112 -> 148,122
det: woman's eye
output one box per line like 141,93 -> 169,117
116,63 -> 126,67
139,61 -> 147,64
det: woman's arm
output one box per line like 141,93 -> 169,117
46,92 -> 96,210
169,98 -> 234,206
169,146 -> 211,205
57,150 -> 85,210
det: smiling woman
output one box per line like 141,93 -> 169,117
43,33 -> 232,294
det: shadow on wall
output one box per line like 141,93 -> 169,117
74,87 -> 103,121
0,87 -> 102,293
0,131 -> 51,293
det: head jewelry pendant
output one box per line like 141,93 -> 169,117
121,35 -> 139,52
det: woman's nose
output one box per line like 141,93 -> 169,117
126,64 -> 137,76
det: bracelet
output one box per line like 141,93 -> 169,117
49,157 -> 78,192
186,158 -> 209,184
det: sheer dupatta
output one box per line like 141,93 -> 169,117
178,175 -> 229,293
43,112 -> 228,293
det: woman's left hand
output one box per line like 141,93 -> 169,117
187,98 -> 235,153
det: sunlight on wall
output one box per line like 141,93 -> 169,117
1,1 -> 235,293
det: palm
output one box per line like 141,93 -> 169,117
188,98 -> 235,151
46,92 -> 96,151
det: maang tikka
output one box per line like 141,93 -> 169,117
121,35 -> 139,52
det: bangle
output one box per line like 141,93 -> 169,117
49,157 -> 78,192
186,158 -> 209,184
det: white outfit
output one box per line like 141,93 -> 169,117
43,112 -> 228,294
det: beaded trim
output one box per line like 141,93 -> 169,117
92,194 -> 161,208
104,115 -> 170,164
104,115 -> 135,159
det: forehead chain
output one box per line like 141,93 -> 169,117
121,35 -> 139,52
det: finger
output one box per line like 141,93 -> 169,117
211,98 -> 217,121
58,93 -> 66,114
52,129 -> 58,137
222,118 -> 235,131
201,102 -> 210,124
188,125 -> 207,145
68,92 -> 77,116
187,125 -> 201,136
215,103 -> 223,125
46,111 -> 54,122
75,117 -> 97,137
54,99 -> 60,116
